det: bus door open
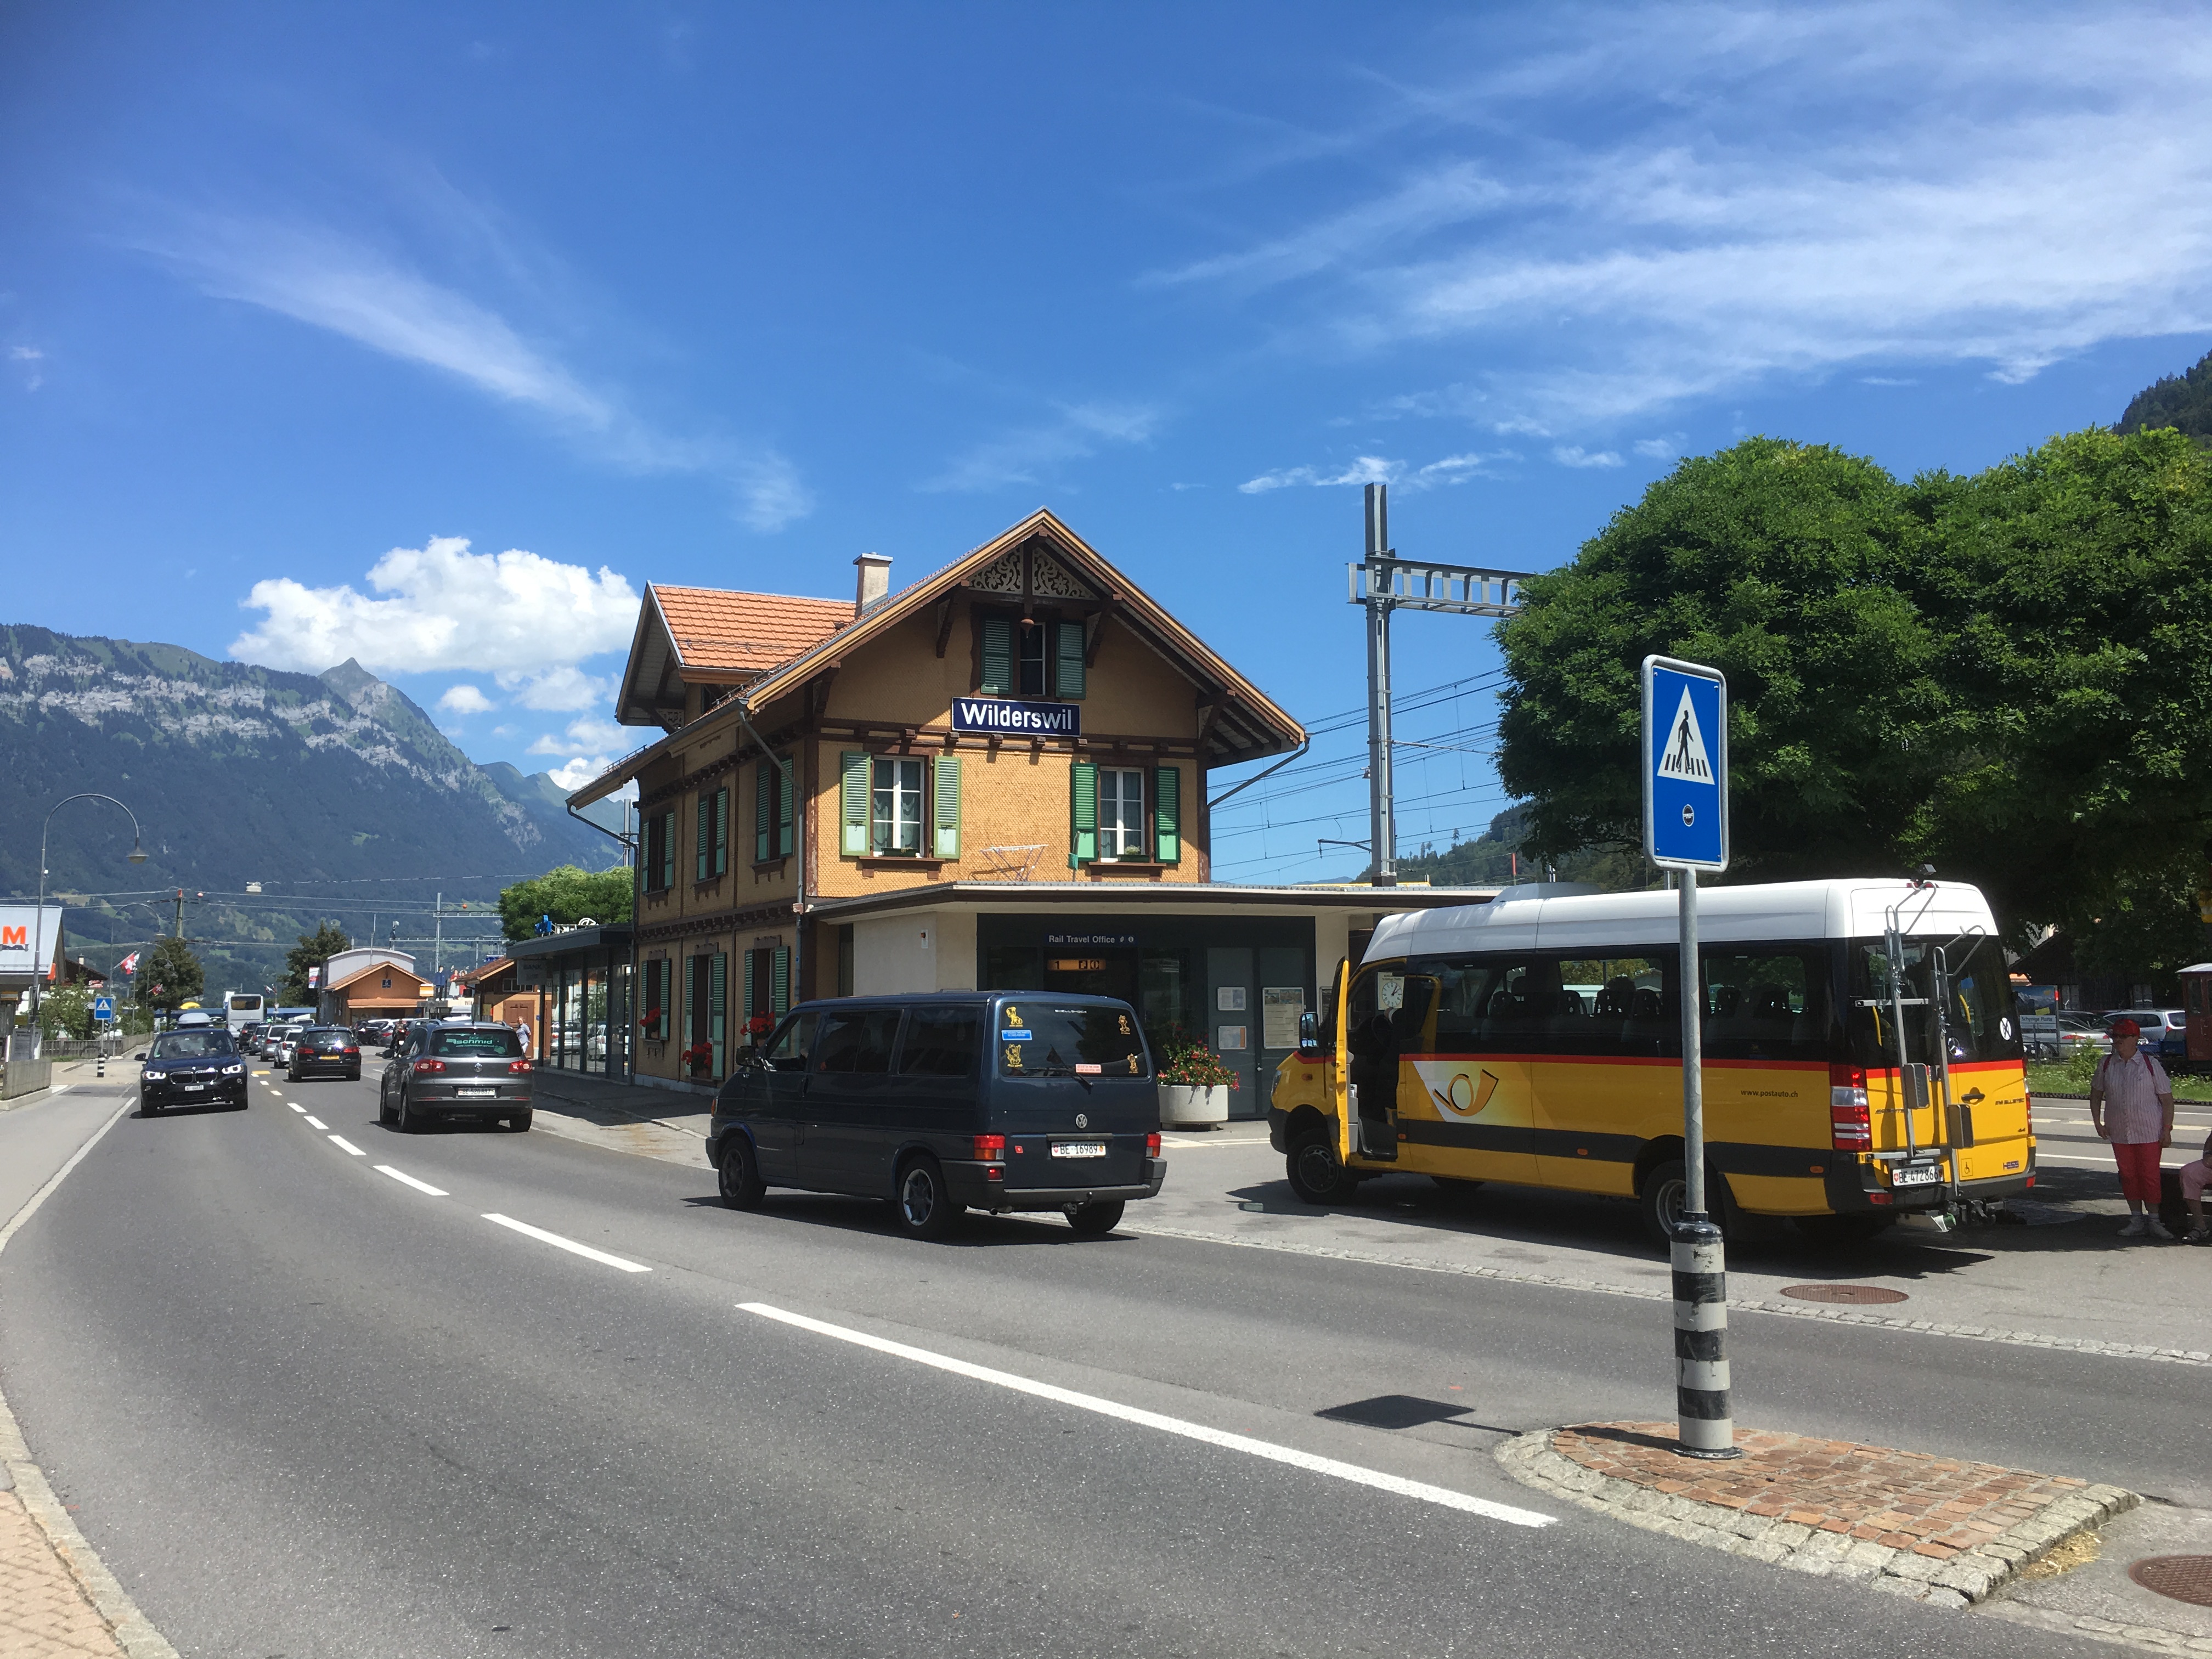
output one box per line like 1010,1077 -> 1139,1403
1343,965 -> 1438,1163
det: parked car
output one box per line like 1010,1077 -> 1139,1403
2111,1009 -> 2188,1059
707,992 -> 1167,1242
2057,1014 -> 2111,1056
378,1022 -> 532,1132
137,1027 -> 249,1113
287,1026 -> 361,1081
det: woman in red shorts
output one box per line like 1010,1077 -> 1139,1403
2089,1018 -> 2176,1240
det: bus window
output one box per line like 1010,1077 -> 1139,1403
1701,948 -> 1830,1062
1847,936 -> 2022,1066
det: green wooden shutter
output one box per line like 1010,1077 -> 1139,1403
741,949 -> 756,1030
653,959 -> 668,1040
1069,760 -> 1098,867
933,754 -> 962,858
695,793 -> 711,881
755,762 -> 774,863
659,811 -> 675,891
709,952 -> 727,1073
1153,764 -> 1180,864
980,616 -> 1014,694
683,955 -> 697,1047
840,751 -> 869,855
771,945 -> 791,1015
1054,619 -> 1085,699
777,758 -> 795,857
714,787 -> 729,876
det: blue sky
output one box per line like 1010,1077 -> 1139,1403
4,2 -> 2209,882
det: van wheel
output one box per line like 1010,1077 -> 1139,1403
1286,1133 -> 1356,1204
717,1137 -> 766,1210
894,1156 -> 961,1241
1065,1200 -> 1125,1237
1639,1159 -> 1735,1247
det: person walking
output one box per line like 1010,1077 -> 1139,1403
2089,1017 -> 2176,1239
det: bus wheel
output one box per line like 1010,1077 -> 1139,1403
1795,1213 -> 1892,1248
1639,1159 -> 1735,1246
1287,1135 -> 1356,1204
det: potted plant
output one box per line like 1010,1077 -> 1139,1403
1158,1035 -> 1237,1127
680,1039 -> 715,1079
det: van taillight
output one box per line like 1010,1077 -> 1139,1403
1829,1064 -> 1871,1150
973,1134 -> 1005,1162
1145,1131 -> 1161,1157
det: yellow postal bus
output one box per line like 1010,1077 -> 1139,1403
1268,879 -> 2034,1244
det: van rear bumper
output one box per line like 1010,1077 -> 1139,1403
949,1159 -> 1166,1211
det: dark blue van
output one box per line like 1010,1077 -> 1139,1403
707,991 -> 1166,1240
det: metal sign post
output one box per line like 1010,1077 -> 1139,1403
1640,654 -> 1738,1460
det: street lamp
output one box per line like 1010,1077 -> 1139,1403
29,793 -> 148,1039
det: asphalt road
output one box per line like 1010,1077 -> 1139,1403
0,1068 -> 2182,1659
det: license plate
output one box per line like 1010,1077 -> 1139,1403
455,1088 -> 496,1098
1891,1160 -> 1940,1187
1051,1141 -> 1107,1159
180,1082 -> 205,1091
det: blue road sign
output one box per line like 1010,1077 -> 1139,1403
92,995 -> 115,1022
1642,656 -> 1728,871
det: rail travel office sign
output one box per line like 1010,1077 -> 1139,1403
1641,656 -> 1728,872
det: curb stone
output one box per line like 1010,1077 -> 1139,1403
1493,1428 -> 2137,1609
1979,1599 -> 2212,1656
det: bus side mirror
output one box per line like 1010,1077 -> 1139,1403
1297,1011 -> 1326,1054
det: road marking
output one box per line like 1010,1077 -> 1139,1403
304,1115 -> 327,1130
288,1103 -> 306,1114
482,1212 -> 651,1273
329,1135 -> 365,1156
738,1301 -> 1555,1528
375,1165 -> 448,1196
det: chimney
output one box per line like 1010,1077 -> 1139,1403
854,553 -> 893,614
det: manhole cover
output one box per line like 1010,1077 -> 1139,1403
1780,1283 -> 1909,1305
2129,1556 -> 2212,1607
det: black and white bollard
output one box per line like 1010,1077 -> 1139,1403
1671,1215 -> 1739,1457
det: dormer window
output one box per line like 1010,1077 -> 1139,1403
979,613 -> 1085,699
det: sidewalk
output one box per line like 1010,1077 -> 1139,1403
0,1476 -> 130,1658
525,1070 -> 712,1169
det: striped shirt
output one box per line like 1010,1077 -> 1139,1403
2094,1050 -> 2171,1144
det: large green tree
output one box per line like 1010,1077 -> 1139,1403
1494,427 -> 2212,939
281,922 -> 352,1005
499,865 -> 635,941
140,935 -> 204,1013
1497,437 -> 1944,884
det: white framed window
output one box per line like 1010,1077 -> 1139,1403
1099,767 -> 1146,856
871,757 -> 926,855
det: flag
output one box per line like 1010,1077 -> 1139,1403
118,952 -> 140,976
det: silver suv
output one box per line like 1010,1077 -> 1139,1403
378,1021 -> 533,1133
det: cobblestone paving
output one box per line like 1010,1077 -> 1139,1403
0,1488 -> 125,1658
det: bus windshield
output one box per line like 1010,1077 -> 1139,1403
1847,934 -> 2021,1066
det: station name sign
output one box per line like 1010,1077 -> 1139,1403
951,696 -> 1081,737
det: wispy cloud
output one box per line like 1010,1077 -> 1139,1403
1240,448 -> 1517,493
1551,445 -> 1622,468
132,210 -> 811,531
10,345 -> 43,391
926,402 -> 1161,493
1166,4 -> 2212,431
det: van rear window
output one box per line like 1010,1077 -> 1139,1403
997,1003 -> 1147,1077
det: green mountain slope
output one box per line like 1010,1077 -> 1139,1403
2117,347 -> 2212,444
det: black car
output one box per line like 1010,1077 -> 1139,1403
138,1028 -> 249,1113
379,1022 -> 533,1131
708,992 -> 1165,1240
288,1026 -> 361,1081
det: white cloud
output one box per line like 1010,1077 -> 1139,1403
134,212 -> 812,531
1632,437 -> 1679,459
232,535 -> 637,674
1167,5 -> 2212,430
1240,449 -> 1515,494
1551,445 -> 1623,468
10,345 -> 43,391
926,402 -> 1161,493
529,715 -> 629,756
495,665 -> 616,712
437,683 -> 495,715
546,756 -> 605,792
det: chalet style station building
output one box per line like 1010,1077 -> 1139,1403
567,509 -> 1483,1109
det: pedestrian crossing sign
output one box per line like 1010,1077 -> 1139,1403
1642,656 -> 1728,871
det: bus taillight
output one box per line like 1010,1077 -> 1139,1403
1829,1065 -> 1871,1150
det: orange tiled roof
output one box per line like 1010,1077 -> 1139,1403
652,584 -> 855,677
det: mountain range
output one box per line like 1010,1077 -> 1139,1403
0,625 -> 626,995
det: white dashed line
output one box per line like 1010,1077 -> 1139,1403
304,1115 -> 327,1131
375,1165 -> 448,1197
288,1103 -> 306,1115
739,1301 -> 1554,1528
481,1213 -> 651,1273
329,1135 -> 365,1156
